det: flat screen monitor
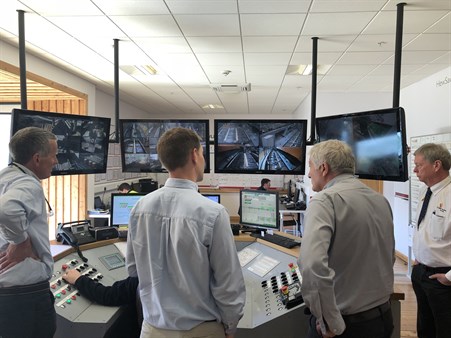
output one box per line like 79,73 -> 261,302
110,193 -> 146,227
240,190 -> 279,231
11,108 -> 111,176
94,196 -> 105,210
120,119 -> 210,173
202,194 -> 220,203
315,107 -> 408,182
214,119 -> 307,174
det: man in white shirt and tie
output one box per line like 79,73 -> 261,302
412,143 -> 451,338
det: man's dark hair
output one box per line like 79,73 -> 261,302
118,183 -> 132,191
157,127 -> 201,171
261,178 -> 271,186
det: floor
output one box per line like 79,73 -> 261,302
394,258 -> 417,338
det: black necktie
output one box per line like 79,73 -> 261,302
418,188 -> 432,228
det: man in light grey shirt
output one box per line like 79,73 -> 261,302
127,127 -> 245,338
298,140 -> 395,338
0,127 -> 59,338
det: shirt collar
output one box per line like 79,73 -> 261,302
11,162 -> 41,182
430,175 -> 451,195
323,173 -> 355,190
164,178 -> 199,191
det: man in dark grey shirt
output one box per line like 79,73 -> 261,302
298,140 -> 395,338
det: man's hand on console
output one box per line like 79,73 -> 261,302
62,269 -> 82,285
0,237 -> 39,274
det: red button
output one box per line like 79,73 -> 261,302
288,263 -> 294,268
71,295 -> 76,300
62,264 -> 68,270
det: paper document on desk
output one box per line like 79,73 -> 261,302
247,255 -> 279,277
238,247 -> 260,267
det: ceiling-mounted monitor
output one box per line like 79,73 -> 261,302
315,107 -> 408,182
11,108 -> 111,176
120,119 -> 210,173
214,119 -> 307,175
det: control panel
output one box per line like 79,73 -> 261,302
236,242 -> 308,338
52,243 -> 128,338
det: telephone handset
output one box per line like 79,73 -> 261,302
56,220 -> 96,246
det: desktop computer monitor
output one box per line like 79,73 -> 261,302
110,193 -> 146,227
240,190 -> 279,231
202,194 -> 220,204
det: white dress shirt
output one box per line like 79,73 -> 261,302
413,176 -> 451,281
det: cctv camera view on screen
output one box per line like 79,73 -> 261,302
316,107 -> 408,182
120,120 -> 209,173
11,109 -> 111,175
214,120 -> 307,174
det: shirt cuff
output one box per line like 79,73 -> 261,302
446,270 -> 451,282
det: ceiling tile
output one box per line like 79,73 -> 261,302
187,37 -> 242,53
111,15 -> 182,37
424,12 -> 451,33
238,1 -> 311,14
363,10 -> 449,35
175,14 -> 240,36
384,50 -> 450,64
196,53 -> 244,66
291,52 -> 342,65
328,64 -> 378,76
337,51 -> 394,65
95,0 -> 170,15
403,33 -> 451,51
244,53 -> 292,66
348,34 -> 418,52
243,36 -> 298,52
302,12 -> 377,36
311,0 -> 385,12
241,14 -> 306,36
295,36 -> 356,53
167,0 -> 237,14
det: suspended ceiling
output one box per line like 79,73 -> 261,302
0,0 -> 450,115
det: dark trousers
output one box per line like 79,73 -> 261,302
307,305 -> 393,338
0,282 -> 56,338
411,264 -> 451,338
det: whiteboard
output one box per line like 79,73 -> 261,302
409,132 -> 451,227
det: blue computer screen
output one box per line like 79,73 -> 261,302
110,193 -> 146,226
202,194 -> 220,203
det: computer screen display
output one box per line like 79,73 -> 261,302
120,119 -> 210,173
11,108 -> 111,176
316,107 -> 408,182
202,194 -> 220,203
240,190 -> 279,230
214,119 -> 307,174
110,193 -> 146,226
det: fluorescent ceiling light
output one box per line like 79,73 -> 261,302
120,65 -> 158,76
286,64 -> 332,76
202,104 -> 224,109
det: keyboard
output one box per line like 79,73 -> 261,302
250,232 -> 301,249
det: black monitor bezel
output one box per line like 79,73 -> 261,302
315,107 -> 408,182
202,193 -> 221,204
11,108 -> 111,176
119,119 -> 210,173
239,189 -> 280,230
214,119 -> 307,175
110,192 -> 147,227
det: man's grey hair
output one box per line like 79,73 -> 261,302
9,127 -> 57,165
414,143 -> 451,171
309,139 -> 355,175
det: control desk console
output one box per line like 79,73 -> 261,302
52,244 -> 128,338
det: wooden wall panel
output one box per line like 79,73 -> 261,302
27,99 -> 88,239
